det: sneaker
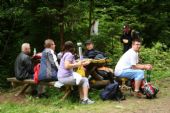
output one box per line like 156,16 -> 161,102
38,93 -> 49,99
81,98 -> 95,104
133,91 -> 144,98
31,89 -> 38,97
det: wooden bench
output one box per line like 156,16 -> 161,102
7,77 -> 110,100
115,77 -> 132,93
7,77 -> 71,100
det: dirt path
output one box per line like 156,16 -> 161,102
0,77 -> 170,113
61,77 -> 170,113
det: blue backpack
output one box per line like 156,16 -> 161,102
100,81 -> 125,101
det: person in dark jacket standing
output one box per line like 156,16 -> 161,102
120,25 -> 133,53
15,43 -> 34,80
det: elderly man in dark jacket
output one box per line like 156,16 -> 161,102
15,43 -> 34,80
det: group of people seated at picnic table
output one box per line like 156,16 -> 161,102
14,37 -> 152,104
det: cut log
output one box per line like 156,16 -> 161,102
90,80 -> 110,88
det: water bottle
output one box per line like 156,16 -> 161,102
77,42 -> 83,60
146,70 -> 151,82
33,48 -> 37,56
78,46 -> 83,60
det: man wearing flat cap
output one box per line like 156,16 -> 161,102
84,40 -> 114,83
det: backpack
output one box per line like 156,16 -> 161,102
100,81 -> 125,101
142,80 -> 159,99
131,79 -> 159,99
34,63 -> 40,84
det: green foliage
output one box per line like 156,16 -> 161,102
140,42 -> 170,72
0,0 -> 170,88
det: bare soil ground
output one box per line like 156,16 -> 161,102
0,77 -> 169,113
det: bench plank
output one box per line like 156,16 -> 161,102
7,77 -> 55,86
7,77 -> 72,99
7,77 -> 110,99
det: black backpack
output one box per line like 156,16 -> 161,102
100,81 -> 125,101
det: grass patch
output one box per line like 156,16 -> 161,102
0,70 -> 169,113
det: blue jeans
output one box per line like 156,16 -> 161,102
119,69 -> 144,80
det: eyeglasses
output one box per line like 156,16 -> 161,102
135,44 -> 141,46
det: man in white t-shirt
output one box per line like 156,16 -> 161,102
114,38 -> 152,97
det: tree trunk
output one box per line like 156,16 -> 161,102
59,0 -> 64,50
89,0 -> 92,38
89,0 -> 94,38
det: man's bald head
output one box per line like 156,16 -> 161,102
21,43 -> 31,54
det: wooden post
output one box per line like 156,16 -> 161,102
59,0 -> 64,49
15,84 -> 30,96
60,86 -> 72,101
89,0 -> 93,38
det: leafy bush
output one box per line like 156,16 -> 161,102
140,42 -> 170,72
1,0 -> 170,89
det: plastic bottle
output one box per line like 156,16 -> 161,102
77,42 -> 83,60
78,46 -> 83,60
33,48 -> 37,56
146,70 -> 151,82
